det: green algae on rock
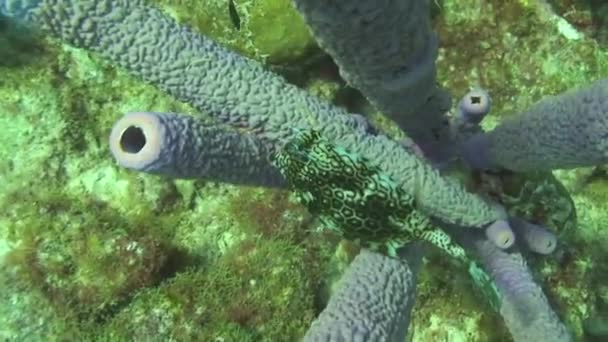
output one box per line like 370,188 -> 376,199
149,0 -> 318,64
1,189 -> 180,322
2,0 -> 608,340
102,238 -> 318,341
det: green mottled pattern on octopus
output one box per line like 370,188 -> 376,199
273,130 -> 467,260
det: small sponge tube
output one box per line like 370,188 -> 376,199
485,219 -> 516,249
509,217 -> 557,255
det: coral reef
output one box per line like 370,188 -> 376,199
5,0 -> 505,229
0,0 -> 607,340
0,188 -> 181,337
102,238 -> 318,341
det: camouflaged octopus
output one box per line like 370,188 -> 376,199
273,130 -> 467,261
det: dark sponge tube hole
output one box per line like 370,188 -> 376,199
120,126 -> 146,153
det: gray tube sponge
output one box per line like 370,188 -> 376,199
0,0 -> 505,227
292,0 -> 451,144
304,249 -> 417,342
461,79 -> 608,171
471,237 -> 571,341
485,219 -> 515,249
443,222 -> 570,341
509,217 -> 557,255
109,112 -> 284,187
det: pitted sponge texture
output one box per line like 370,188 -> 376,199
304,249 -> 415,342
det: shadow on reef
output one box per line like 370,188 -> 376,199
585,254 -> 608,340
1,188 -> 192,326
0,180 -> 333,339
0,15 -> 45,67
589,0 -> 608,45
548,0 -> 608,46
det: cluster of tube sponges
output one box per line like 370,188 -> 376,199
0,0 -> 588,340
292,0 -> 452,146
2,0 -> 508,228
108,108 -> 559,256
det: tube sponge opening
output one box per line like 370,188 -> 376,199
120,126 -> 146,153
510,218 -> 557,255
485,219 -> 516,249
458,88 -> 491,125
109,111 -> 285,187
463,79 -> 608,171
109,112 -> 165,171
